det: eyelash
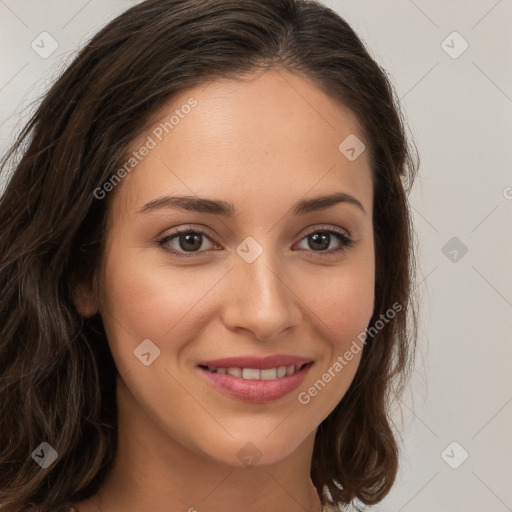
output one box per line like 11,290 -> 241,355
157,225 -> 355,259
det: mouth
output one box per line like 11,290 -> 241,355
196,361 -> 314,403
198,361 -> 311,379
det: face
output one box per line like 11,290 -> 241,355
82,68 -> 375,467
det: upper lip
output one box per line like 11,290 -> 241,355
197,354 -> 314,370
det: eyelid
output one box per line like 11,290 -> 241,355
296,223 -> 352,240
157,225 -> 220,255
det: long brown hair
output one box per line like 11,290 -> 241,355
0,0 -> 419,510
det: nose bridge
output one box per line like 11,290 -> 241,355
222,236 -> 301,339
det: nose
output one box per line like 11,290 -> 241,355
220,249 -> 302,341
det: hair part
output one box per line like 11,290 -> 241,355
0,0 -> 419,509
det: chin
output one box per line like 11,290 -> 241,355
190,428 -> 312,468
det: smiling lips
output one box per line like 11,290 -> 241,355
197,354 -> 314,402
205,365 -> 302,379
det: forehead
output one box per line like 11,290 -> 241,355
110,68 -> 373,220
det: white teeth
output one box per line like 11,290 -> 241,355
242,368 -> 260,380
277,366 -> 287,378
260,368 -> 277,380
206,364 -> 303,379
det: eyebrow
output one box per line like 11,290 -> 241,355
137,191 -> 366,216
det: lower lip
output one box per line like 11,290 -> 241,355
197,363 -> 313,403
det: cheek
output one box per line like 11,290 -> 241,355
325,278 -> 374,348
304,258 -> 375,350
287,257 -> 375,430
299,253 -> 375,405
98,243 -> 220,368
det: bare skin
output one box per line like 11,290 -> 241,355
72,67 -> 375,512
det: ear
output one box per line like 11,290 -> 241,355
72,282 -> 99,318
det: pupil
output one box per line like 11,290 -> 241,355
180,233 -> 202,251
310,232 -> 329,251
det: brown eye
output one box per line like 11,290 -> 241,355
295,228 -> 354,255
159,228 -> 217,258
176,232 -> 203,252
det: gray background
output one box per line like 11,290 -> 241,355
1,1 -> 511,510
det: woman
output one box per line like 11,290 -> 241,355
0,0 -> 419,511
